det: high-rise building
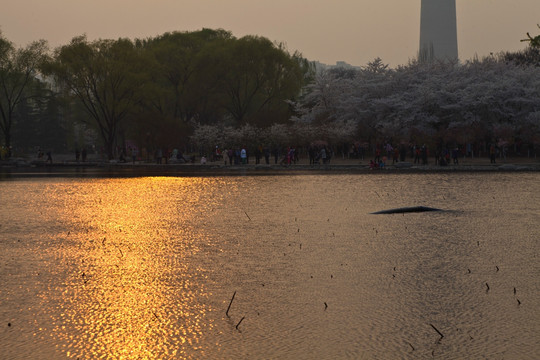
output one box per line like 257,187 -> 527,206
419,0 -> 458,62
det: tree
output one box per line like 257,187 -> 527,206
46,36 -> 149,160
502,25 -> 540,67
12,79 -> 67,153
0,32 -> 48,157
143,31 -> 311,141
218,36 -> 309,126
521,24 -> 540,48
291,55 -> 540,154
141,29 -> 232,124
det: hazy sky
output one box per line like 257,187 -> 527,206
1,0 -> 539,67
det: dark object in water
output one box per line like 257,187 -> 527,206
371,206 -> 442,214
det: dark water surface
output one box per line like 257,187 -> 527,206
1,173 -> 539,359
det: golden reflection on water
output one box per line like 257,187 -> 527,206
4,174 -> 539,358
41,177 -> 218,359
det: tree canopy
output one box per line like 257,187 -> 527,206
0,32 -> 48,156
43,29 -> 311,159
288,55 -> 540,153
45,35 -> 149,159
522,24 -> 540,48
3,28 -> 540,161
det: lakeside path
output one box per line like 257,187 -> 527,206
2,155 -> 540,177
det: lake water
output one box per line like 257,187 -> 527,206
1,173 -> 539,359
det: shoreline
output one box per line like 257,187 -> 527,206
2,158 -> 540,177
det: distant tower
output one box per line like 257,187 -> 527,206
419,0 -> 458,62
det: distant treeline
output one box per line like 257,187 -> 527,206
1,28 -> 540,160
1,29 -> 312,159
192,48 -> 540,158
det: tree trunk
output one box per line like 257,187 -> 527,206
4,132 -> 11,158
105,137 -> 115,161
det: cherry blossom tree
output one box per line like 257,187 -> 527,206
290,55 -> 540,155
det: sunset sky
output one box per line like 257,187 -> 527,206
1,0 -> 539,67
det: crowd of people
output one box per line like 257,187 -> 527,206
214,146 -> 286,165
207,144 -> 335,166
119,141 -> 508,167
6,140 -> 513,167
